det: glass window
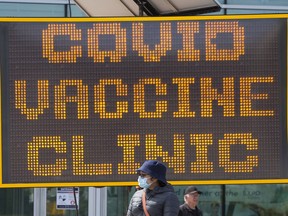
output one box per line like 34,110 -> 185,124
69,5 -> 87,17
225,184 -> 288,216
227,0 -> 288,6
107,186 -> 131,216
225,0 -> 288,14
0,3 -> 65,17
46,187 -> 88,216
0,188 -> 34,216
226,9 -> 288,14
0,3 -> 87,17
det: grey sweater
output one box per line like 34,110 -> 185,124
127,184 -> 180,216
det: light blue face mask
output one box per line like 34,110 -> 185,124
138,176 -> 152,189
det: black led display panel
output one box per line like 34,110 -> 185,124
0,16 -> 287,187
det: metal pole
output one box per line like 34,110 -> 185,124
221,185 -> 226,216
139,2 -> 144,16
33,188 -> 47,216
88,187 -> 107,216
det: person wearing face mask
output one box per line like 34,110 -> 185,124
126,160 -> 180,216
178,186 -> 203,216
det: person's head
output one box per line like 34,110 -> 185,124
184,186 -> 202,209
137,160 -> 167,190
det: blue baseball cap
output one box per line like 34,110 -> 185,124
137,160 -> 167,184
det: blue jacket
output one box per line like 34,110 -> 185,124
127,184 -> 180,216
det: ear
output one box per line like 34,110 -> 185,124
184,195 -> 188,201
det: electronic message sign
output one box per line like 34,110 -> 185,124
0,15 -> 287,187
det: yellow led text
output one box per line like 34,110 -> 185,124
14,77 -> 274,120
27,133 -> 258,176
42,21 -> 245,63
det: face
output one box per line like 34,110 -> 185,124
138,172 -> 151,181
138,172 -> 157,188
185,192 -> 200,208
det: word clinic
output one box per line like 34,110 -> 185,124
27,133 -> 258,176
14,77 -> 274,120
42,21 -> 245,63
